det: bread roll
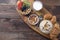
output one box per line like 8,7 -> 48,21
50,23 -> 60,40
51,16 -> 56,24
44,13 -> 52,20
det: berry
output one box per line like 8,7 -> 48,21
17,1 -> 23,10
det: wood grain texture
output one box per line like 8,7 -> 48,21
40,0 -> 60,6
0,5 -> 59,40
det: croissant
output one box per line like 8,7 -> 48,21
44,13 -> 52,20
50,23 -> 60,40
51,16 -> 56,24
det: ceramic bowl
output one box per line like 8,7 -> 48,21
28,14 -> 39,25
33,1 -> 43,11
39,20 -> 53,34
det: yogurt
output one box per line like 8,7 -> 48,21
33,1 -> 43,11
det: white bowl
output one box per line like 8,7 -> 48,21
33,1 -> 43,11
39,20 -> 53,34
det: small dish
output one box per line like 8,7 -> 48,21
39,20 -> 53,34
28,14 -> 39,25
33,1 -> 43,11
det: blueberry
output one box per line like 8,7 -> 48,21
39,16 -> 43,20
22,5 -> 27,11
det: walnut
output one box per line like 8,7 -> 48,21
51,16 -> 56,24
50,23 -> 60,40
44,13 -> 52,20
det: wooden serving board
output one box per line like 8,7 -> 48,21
16,7 -> 51,38
16,0 -> 60,39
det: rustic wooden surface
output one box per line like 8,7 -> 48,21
0,5 -> 60,40
40,0 -> 60,6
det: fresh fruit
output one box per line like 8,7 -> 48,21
22,4 -> 30,11
23,0 -> 30,7
22,5 -> 27,11
17,1 -> 23,10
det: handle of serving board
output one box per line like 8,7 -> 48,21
40,8 -> 51,14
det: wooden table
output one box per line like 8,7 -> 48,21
0,5 -> 60,40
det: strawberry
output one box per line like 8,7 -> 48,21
17,1 -> 23,10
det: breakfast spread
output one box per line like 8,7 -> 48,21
16,0 -> 60,40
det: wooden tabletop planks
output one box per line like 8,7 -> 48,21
0,5 -> 59,40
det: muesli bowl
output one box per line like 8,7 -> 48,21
28,14 -> 39,25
